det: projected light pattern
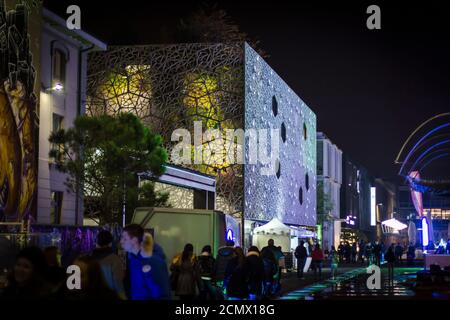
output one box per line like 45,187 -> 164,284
244,44 -> 317,226
87,43 -> 317,226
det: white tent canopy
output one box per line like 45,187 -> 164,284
252,218 -> 291,252
253,217 -> 291,236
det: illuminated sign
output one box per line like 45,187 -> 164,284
226,229 -> 234,242
370,187 -> 376,226
421,217 -> 429,248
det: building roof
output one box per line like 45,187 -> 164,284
42,8 -> 107,50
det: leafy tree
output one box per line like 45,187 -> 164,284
49,113 -> 168,224
175,4 -> 268,58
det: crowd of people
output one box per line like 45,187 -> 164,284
333,240 -> 418,267
0,224 -> 286,300
2,224 -> 447,300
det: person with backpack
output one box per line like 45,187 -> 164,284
213,240 -> 235,294
224,247 -> 247,300
261,247 -> 278,297
245,246 -> 265,300
294,240 -> 307,279
197,245 -> 216,301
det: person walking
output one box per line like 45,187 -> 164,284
385,244 -> 396,284
213,240 -> 235,294
197,245 -> 216,301
294,240 -> 307,278
373,241 -> 381,266
224,247 -> 247,300
338,243 -> 344,263
91,230 -> 126,299
344,242 -> 351,263
121,224 -> 171,300
351,242 -> 357,263
407,243 -> 415,266
170,243 -> 202,301
261,247 -> 277,297
395,243 -> 403,265
261,239 -> 283,294
329,246 -> 339,280
358,240 -> 365,264
245,246 -> 265,300
311,244 -> 324,280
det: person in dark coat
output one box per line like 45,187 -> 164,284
57,255 -> 119,301
214,240 -> 235,292
338,243 -> 344,262
261,247 -> 277,297
385,244 -> 396,283
373,241 -> 382,266
1,247 -> 52,300
197,245 -> 216,300
394,243 -> 404,264
91,230 -> 126,299
294,240 -> 307,278
224,247 -> 247,300
170,243 -> 201,301
245,246 -> 265,300
351,243 -> 357,263
344,242 -> 351,263
43,246 -> 66,288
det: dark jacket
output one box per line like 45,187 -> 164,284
91,247 -> 125,298
245,253 -> 264,296
394,245 -> 403,256
385,248 -> 396,263
1,278 -> 53,300
198,254 -> 215,280
214,246 -> 235,282
294,245 -> 307,259
225,257 -> 248,299
262,257 -> 277,282
170,254 -> 201,296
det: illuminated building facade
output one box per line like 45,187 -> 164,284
86,42 -> 317,229
37,9 -> 106,225
317,132 -> 342,250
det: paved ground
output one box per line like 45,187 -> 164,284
279,262 -> 433,300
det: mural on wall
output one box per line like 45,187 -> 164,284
0,1 -> 38,222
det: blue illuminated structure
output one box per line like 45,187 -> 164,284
408,140 -> 450,176
399,122 -> 450,175
421,216 -> 429,250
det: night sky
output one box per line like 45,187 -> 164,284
43,0 -> 450,180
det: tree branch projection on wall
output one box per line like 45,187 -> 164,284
86,44 -> 245,216
0,2 -> 38,221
